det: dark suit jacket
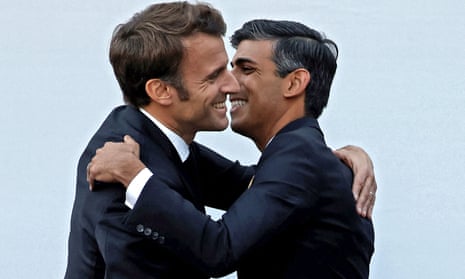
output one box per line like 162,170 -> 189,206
65,105 -> 253,279
125,117 -> 375,278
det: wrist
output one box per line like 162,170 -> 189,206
114,157 -> 146,188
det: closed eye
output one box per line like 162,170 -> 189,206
240,66 -> 255,74
205,68 -> 223,83
231,58 -> 257,75
210,71 -> 221,80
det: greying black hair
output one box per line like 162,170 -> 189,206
231,19 -> 338,118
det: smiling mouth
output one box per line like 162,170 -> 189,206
230,99 -> 247,113
230,99 -> 247,110
213,102 -> 226,109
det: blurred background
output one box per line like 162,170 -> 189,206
1,0 -> 464,278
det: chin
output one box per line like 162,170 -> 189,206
231,122 -> 248,137
206,122 -> 229,132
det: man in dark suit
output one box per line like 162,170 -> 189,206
68,2 -> 376,278
65,3 -> 254,278
88,19 -> 375,278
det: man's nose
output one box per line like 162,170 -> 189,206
221,70 -> 240,95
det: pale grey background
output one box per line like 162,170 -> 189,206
1,0 -> 464,278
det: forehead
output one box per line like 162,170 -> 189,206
232,40 -> 274,64
181,33 -> 228,69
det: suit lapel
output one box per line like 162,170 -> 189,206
123,106 -> 205,211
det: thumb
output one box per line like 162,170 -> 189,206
124,135 -> 140,157
124,134 -> 137,145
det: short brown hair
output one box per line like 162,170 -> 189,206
109,1 -> 226,107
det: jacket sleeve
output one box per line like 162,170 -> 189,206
124,134 -> 321,277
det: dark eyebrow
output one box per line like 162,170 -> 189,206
231,57 -> 256,68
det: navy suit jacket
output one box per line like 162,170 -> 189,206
65,105 -> 253,278
125,117 -> 375,278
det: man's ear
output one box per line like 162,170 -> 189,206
145,79 -> 173,106
284,68 -> 311,98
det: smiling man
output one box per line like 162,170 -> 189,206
65,3 -> 255,278
86,17 -> 375,278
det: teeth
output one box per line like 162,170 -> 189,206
231,100 -> 247,107
213,102 -> 226,109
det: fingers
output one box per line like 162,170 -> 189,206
87,135 -> 140,192
87,161 -> 95,191
367,195 -> 375,219
124,135 -> 140,157
124,134 -> 136,144
333,148 -> 353,169
355,175 -> 377,219
351,172 -> 363,201
362,190 -> 375,219
334,145 -> 377,218
365,177 -> 377,219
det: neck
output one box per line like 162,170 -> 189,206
142,105 -> 195,144
254,115 -> 298,152
255,104 -> 305,152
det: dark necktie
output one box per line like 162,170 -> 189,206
180,148 -> 204,210
182,149 -> 197,180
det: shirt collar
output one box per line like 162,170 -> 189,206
139,108 -> 190,162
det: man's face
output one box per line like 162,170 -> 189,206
230,39 -> 286,142
173,33 -> 239,134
